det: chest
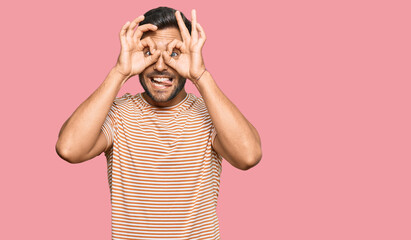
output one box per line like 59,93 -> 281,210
113,106 -> 213,153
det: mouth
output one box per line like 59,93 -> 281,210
150,77 -> 173,89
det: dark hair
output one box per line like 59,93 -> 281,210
139,6 -> 192,34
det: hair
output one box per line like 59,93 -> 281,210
139,6 -> 192,34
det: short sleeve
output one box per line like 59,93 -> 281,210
211,124 -> 218,149
210,125 -> 224,160
101,103 -> 117,152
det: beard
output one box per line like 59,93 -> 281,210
139,73 -> 186,103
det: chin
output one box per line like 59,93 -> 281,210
147,89 -> 178,102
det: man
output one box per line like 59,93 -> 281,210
56,6 -> 262,239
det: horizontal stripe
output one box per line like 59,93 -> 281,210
102,93 -> 222,239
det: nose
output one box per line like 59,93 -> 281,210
153,52 -> 168,71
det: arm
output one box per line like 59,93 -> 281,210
195,71 -> 262,170
56,68 -> 125,163
163,10 -> 262,170
56,16 -> 161,163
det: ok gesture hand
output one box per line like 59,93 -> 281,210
162,10 -> 207,83
115,15 -> 161,79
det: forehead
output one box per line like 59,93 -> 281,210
142,27 -> 182,46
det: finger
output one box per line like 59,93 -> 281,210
162,50 -> 177,69
166,39 -> 184,54
175,11 -> 190,41
196,23 -> 207,46
133,24 -> 158,41
119,21 -> 131,46
120,21 -> 131,37
146,49 -> 161,66
191,9 -> 198,42
127,15 -> 145,39
138,37 -> 156,54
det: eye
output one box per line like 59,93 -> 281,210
145,50 -> 152,56
170,52 -> 178,57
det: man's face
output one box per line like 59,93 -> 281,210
139,27 -> 186,106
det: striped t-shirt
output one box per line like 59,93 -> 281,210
101,92 -> 223,240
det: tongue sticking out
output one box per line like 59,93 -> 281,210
152,78 -> 173,86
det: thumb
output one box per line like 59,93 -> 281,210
162,51 -> 177,69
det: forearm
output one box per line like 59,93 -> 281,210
56,67 -> 127,160
194,71 -> 262,168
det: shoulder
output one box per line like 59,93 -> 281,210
112,93 -> 145,109
187,94 -> 205,107
108,93 -> 142,115
186,94 -> 211,118
113,93 -> 135,106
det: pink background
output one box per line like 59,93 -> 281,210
1,0 -> 410,239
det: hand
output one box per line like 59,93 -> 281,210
162,9 -> 207,83
114,15 -> 161,79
